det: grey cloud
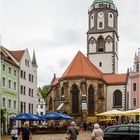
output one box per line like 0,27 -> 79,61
58,58 -> 69,69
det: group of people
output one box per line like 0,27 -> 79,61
66,121 -> 104,140
11,121 -> 32,140
11,121 -> 104,140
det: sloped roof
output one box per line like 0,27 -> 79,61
10,50 -> 25,61
60,51 -> 104,81
0,47 -> 19,67
103,74 -> 126,85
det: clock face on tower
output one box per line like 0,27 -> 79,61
97,11 -> 104,19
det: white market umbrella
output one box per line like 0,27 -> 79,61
96,109 -> 123,116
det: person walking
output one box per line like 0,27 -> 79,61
11,125 -> 18,140
19,121 -> 32,140
66,121 -> 79,140
91,123 -> 104,140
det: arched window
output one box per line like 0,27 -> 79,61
71,84 -> 79,114
99,22 -> 103,28
97,36 -> 104,52
88,85 -> 94,114
113,90 -> 122,107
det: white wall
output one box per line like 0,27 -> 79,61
106,85 -> 125,111
19,49 -> 37,114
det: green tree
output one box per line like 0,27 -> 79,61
39,85 -> 50,100
1,109 -> 7,123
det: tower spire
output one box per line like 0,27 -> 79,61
32,50 -> 38,67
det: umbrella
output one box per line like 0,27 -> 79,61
96,109 -> 123,116
11,113 -> 41,121
43,112 -> 73,120
120,108 -> 140,116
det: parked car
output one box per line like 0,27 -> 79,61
104,124 -> 140,140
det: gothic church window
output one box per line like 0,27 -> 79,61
113,90 -> 122,107
71,84 -> 79,114
88,85 -> 94,114
97,36 -> 104,52
89,37 -> 96,45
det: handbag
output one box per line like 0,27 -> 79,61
65,133 -> 70,139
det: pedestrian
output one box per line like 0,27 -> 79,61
11,125 -> 18,140
19,121 -> 32,140
91,123 -> 104,140
66,121 -> 79,140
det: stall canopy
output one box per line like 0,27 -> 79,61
120,108 -> 140,116
96,109 -> 123,116
11,113 -> 41,121
42,112 -> 73,120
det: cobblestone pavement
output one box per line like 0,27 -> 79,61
1,131 -> 92,140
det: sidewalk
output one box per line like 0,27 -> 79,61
1,131 -> 92,140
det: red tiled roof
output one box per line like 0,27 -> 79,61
60,51 -> 104,80
51,77 -> 59,87
103,74 -> 126,85
10,50 -> 25,61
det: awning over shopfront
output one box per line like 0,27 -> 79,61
56,103 -> 64,111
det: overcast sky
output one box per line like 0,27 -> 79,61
1,0 -> 139,87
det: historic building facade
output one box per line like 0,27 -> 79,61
36,90 -> 46,115
1,47 -> 19,134
127,49 -> 140,110
47,0 -> 127,123
10,49 -> 38,114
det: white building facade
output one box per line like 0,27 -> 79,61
18,49 -> 38,114
36,91 -> 46,115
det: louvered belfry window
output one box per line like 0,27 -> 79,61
88,85 -> 94,114
71,84 -> 79,114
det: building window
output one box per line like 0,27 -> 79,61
88,85 -> 94,114
133,83 -> 136,91
20,102 -> 23,113
71,84 -> 79,114
113,90 -> 122,107
29,88 -> 31,96
8,80 -> 11,88
3,64 -> 5,71
32,75 -> 33,82
99,22 -> 103,28
38,99 -> 40,102
14,82 -> 16,90
20,85 -> 23,94
40,105 -> 43,109
8,99 -> 11,108
3,98 -> 6,107
20,70 -> 23,78
40,112 -> 43,115
24,86 -> 26,95
97,37 -> 104,52
2,77 -> 6,86
24,102 -> 26,113
14,70 -> 16,76
14,101 -> 16,109
136,64 -> 139,72
99,62 -> 102,67
110,14 -> 112,18
9,67 -> 11,74
133,98 -> 136,107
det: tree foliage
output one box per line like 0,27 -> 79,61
39,85 -> 50,100
1,109 -> 7,123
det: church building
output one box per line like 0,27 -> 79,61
47,0 -> 126,123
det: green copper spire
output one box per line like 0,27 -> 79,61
93,0 -> 113,4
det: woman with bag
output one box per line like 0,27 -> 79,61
11,125 -> 18,140
91,123 -> 104,140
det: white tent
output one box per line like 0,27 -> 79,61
96,109 -> 123,116
120,108 -> 140,116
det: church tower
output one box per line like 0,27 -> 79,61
87,0 -> 119,74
